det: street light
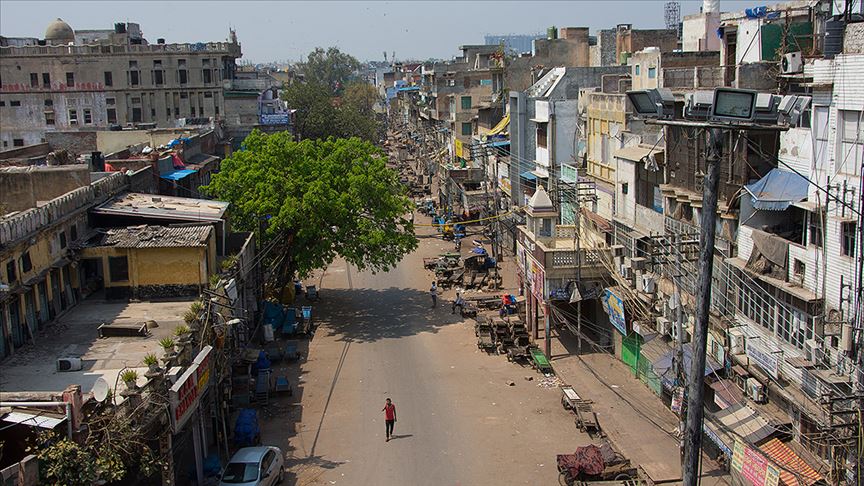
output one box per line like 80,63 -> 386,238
626,88 -> 675,119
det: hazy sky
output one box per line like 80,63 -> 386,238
1,1 -> 757,63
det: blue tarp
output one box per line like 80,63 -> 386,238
397,86 -> 420,92
653,344 -> 723,389
160,169 -> 197,181
744,168 -> 809,211
489,140 -> 510,148
520,170 -> 537,181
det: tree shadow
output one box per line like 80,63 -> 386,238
313,287 -> 462,344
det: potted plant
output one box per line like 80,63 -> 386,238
120,369 -> 138,389
190,300 -> 204,315
174,324 -> 191,338
159,337 -> 176,355
183,310 -> 197,326
143,353 -> 160,373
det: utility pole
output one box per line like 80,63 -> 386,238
674,232 -> 685,463
575,184 -> 582,356
683,127 -> 723,486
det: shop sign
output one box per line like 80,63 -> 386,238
670,387 -> 684,413
454,139 -> 463,159
259,113 -> 290,125
528,256 -> 545,303
732,439 -> 780,486
746,344 -> 779,379
601,288 -> 627,335
169,345 -> 213,432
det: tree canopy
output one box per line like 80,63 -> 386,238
203,131 -> 417,280
298,47 -> 361,94
282,80 -> 381,141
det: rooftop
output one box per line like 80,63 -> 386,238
0,299 -> 195,398
92,192 -> 229,222
92,224 -> 213,249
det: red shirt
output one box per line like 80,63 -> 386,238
384,403 -> 396,421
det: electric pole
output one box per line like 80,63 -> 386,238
683,127 -> 723,486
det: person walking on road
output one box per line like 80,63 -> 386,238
452,291 -> 464,315
382,398 -> 397,441
430,281 -> 438,308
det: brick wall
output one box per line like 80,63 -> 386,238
44,131 -> 98,157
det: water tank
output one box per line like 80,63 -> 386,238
114,22 -> 126,34
703,0 -> 720,14
157,38 -> 165,44
824,16 -> 845,59
547,26 -> 558,40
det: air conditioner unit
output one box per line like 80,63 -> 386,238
747,377 -> 767,403
619,264 -> 632,279
656,317 -> 672,336
781,52 -> 803,74
641,275 -> 656,294
612,245 -> 625,258
804,339 -> 820,362
56,357 -> 82,372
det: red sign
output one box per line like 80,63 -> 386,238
168,346 -> 213,432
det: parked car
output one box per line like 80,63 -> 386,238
219,446 -> 285,486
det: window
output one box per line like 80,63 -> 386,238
10,100 -> 20,107
842,222 -> 857,257
6,260 -> 16,283
30,73 -> 38,87
44,99 -> 53,107
45,112 -> 55,125
108,256 -> 129,282
13,139 -> 24,147
68,109 -> 78,125
461,122 -> 472,136
813,106 -> 829,168
838,110 -> 862,175
151,108 -> 156,118
179,92 -> 188,99
461,96 -> 471,110
20,252 -> 32,273
204,91 -> 213,98
634,65 -> 641,76
793,259 -> 805,278
104,71 -> 113,86
808,211 -> 823,248
129,70 -> 139,86
214,105 -> 219,116
0,101 -> 5,107
106,97 -> 115,106
42,73 -> 50,88
621,182 -> 629,194
648,67 -> 656,79
70,225 -> 77,241
107,108 -> 117,124
131,97 -> 141,104
59,231 -> 67,249
178,60 -> 188,84
132,107 -> 142,123
65,72 -> 74,87
539,218 -> 553,237
153,68 -> 164,85
203,69 -> 212,84
83,109 -> 92,125
536,122 -> 548,148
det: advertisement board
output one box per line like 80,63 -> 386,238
601,288 -> 627,335
732,439 -> 780,486
746,343 -> 779,379
169,345 -> 213,432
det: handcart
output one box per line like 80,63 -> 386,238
529,346 -> 554,375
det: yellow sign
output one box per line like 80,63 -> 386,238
454,139 -> 463,159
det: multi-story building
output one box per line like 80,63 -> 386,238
0,19 -> 242,148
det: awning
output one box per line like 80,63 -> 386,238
715,403 -> 774,445
744,168 -> 809,211
488,140 -> 510,148
160,169 -> 197,181
759,438 -> 824,486
581,208 -> 613,233
520,171 -> 537,181
2,411 -> 66,430
487,113 -> 510,136
709,379 -> 745,410
613,144 -> 663,162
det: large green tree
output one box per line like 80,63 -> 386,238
282,80 -> 381,141
204,131 -> 416,281
298,47 -> 361,94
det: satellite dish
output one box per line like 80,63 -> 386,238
609,124 -> 621,138
93,377 -> 109,403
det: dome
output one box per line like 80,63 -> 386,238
45,18 -> 74,44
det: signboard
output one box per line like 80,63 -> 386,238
528,256 -> 545,303
746,343 -> 779,379
454,139 -> 464,159
732,439 -> 780,486
670,387 -> 684,413
601,288 -> 627,335
259,113 -> 290,125
169,345 -> 213,432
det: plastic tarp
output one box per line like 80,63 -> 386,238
653,343 -> 723,388
520,170 -> 537,181
487,113 -> 510,136
744,168 -> 809,211
556,444 -> 606,477
233,409 -> 260,447
160,169 -> 196,181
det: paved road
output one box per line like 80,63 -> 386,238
269,223 -> 590,486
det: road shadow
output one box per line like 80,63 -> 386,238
314,287 -> 462,344
388,434 -> 413,440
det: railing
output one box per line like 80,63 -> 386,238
548,248 -> 610,269
0,172 -> 127,247
0,42 -> 239,57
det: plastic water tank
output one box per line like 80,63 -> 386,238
824,16 -> 846,60
703,0 -> 720,14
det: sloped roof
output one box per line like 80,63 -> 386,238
528,186 -> 554,212
95,225 -> 212,249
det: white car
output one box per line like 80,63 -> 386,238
219,446 -> 285,486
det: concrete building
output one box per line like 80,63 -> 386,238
484,33 -> 543,55
0,19 -> 242,148
505,28 -> 592,92
682,0 -> 722,52
614,24 -> 679,66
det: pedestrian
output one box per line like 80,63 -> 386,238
452,291 -> 464,315
382,398 -> 397,441
454,236 -> 462,252
430,281 -> 437,308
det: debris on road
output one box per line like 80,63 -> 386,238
537,376 -> 563,388
506,380 -> 515,386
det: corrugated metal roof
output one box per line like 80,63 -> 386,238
97,225 -> 212,249
759,438 -> 824,486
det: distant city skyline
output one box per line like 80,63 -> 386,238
1,1 -> 758,63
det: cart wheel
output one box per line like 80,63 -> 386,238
558,471 -> 572,486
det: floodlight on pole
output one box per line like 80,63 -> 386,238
626,88 -> 675,119
710,87 -> 758,123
